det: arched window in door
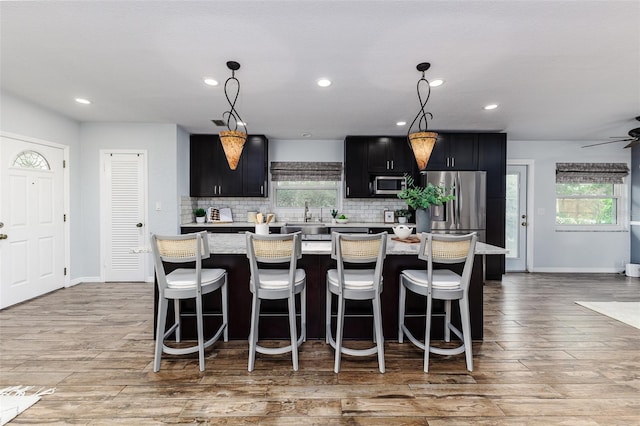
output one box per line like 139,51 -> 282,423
12,150 -> 50,170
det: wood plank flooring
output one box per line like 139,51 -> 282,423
1,273 -> 639,424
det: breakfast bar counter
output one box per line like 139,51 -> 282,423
155,233 -> 506,341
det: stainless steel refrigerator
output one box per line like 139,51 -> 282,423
421,171 -> 486,242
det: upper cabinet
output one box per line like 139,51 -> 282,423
425,133 -> 478,170
344,136 -> 417,198
190,134 -> 268,197
366,136 -> 415,174
477,133 -> 507,198
344,137 -> 370,198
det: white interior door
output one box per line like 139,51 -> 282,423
506,164 -> 528,271
102,151 -> 147,282
0,136 -> 65,309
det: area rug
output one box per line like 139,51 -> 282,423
575,301 -> 640,329
0,386 -> 55,425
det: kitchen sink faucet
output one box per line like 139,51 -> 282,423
304,201 -> 311,222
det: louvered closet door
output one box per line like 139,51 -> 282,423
103,152 -> 147,282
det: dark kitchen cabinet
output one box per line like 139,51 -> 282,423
367,136 -> 414,174
242,135 -> 269,197
477,133 -> 507,198
190,134 -> 268,197
344,136 -> 370,197
426,133 -> 478,170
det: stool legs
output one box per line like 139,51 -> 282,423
248,293 -> 261,372
372,295 -> 385,373
154,296 -> 169,372
333,295 -> 346,373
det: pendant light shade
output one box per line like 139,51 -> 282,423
220,61 -> 247,170
408,131 -> 438,170
407,62 -> 438,171
219,130 -> 247,170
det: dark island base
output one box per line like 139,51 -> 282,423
155,254 -> 483,342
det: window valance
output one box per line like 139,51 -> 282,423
555,162 -> 629,184
270,161 -> 342,181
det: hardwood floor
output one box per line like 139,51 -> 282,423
1,273 -> 639,424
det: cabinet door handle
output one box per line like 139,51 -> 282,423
452,157 -> 455,168
390,160 -> 394,169
260,185 -> 264,195
346,186 -> 350,196
218,185 -> 221,195
446,158 -> 450,167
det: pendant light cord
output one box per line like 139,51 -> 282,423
407,71 -> 433,136
223,68 -> 247,134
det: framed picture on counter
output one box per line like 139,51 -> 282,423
384,210 -> 395,224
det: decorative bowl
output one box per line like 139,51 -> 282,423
335,218 -> 349,224
392,225 -> 414,239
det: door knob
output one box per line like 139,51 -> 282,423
136,223 -> 143,228
0,234 -> 7,240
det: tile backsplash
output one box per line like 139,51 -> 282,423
181,196 -> 408,224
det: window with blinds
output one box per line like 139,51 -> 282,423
555,162 -> 629,230
270,162 -> 342,212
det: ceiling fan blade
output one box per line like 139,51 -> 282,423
582,140 -> 627,148
624,139 -> 640,149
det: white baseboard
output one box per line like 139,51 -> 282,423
531,267 -> 624,274
68,277 -> 155,286
68,276 -> 102,287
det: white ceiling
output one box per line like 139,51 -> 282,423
1,1 -> 639,144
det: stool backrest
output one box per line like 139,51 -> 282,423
151,231 -> 209,291
418,232 -> 477,290
331,232 -> 387,291
246,231 -> 302,293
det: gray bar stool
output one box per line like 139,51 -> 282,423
151,231 -> 228,372
246,231 -> 306,371
325,231 -> 387,373
398,232 -> 477,372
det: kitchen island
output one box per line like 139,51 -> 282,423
155,232 -> 506,341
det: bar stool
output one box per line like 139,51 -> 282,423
246,231 -> 306,371
326,232 -> 387,373
398,232 -> 477,372
151,231 -> 228,372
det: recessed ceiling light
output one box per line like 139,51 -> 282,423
484,104 -> 498,110
429,79 -> 444,87
204,78 -> 219,86
302,133 -> 312,138
316,78 -> 332,87
396,121 -> 407,126
75,98 -> 91,105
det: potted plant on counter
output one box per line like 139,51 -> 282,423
397,175 -> 455,233
194,208 -> 207,223
395,208 -> 410,224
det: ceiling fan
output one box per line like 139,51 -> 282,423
582,116 -> 640,148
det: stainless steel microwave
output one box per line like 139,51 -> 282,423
373,175 -> 407,195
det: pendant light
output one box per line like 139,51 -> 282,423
219,61 -> 247,170
407,62 -> 438,171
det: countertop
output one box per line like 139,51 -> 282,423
183,221 -> 398,228
207,233 -> 508,256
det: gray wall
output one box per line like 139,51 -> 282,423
508,140 -> 631,272
78,122 -> 180,278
